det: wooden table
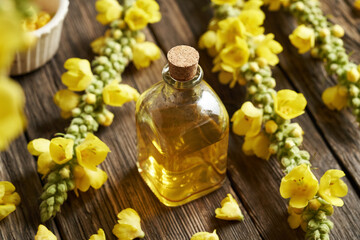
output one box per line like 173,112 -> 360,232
1,0 -> 360,239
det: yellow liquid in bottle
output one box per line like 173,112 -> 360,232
136,103 -> 228,206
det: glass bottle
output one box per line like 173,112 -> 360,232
135,45 -> 229,207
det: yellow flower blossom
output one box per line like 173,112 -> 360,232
211,0 -> 237,5
53,89 -> 80,116
255,34 -> 283,66
0,77 -> 26,151
35,224 -> 57,240
49,137 -> 74,165
322,85 -> 347,111
27,138 -> 50,156
95,0 -> 123,25
289,25 -> 315,54
280,164 -> 319,208
135,0 -> 162,24
76,133 -> 110,170
319,170 -> 348,207
355,0 -> 360,10
219,37 -> 249,69
74,165 -> 108,193
103,81 -> 140,107
242,132 -> 271,160
274,89 -> 307,120
243,0 -> 263,10
132,41 -> 161,69
287,206 -> 304,229
231,101 -> 263,137
216,17 -> 246,51
0,181 -> 21,221
37,152 -> 55,176
124,7 -> 148,31
263,0 -> 289,11
238,9 -> 265,36
112,208 -> 145,240
61,58 -> 93,91
215,194 -> 244,221
91,36 -> 106,55
347,67 -> 360,83
265,120 -> 278,134
199,30 -> 217,49
190,230 -> 219,240
89,228 -> 106,240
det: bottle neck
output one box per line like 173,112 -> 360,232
162,64 -> 203,89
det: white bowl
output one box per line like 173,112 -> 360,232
10,0 -> 69,76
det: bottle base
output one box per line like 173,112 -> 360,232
138,170 -> 226,207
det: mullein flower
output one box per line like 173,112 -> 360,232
132,41 -> 161,69
102,81 -> 140,107
355,0 -> 360,10
231,101 -> 263,137
89,228 -> 106,240
124,7 -> 149,31
212,0 -> 237,5
28,139 -> 55,176
95,0 -> 123,25
53,89 -> 80,118
263,0 -> 289,11
35,225 -> 57,240
112,208 -> 145,240
321,85 -> 348,111
319,170 -> 348,207
215,17 -> 245,51
289,25 -> 315,54
274,90 -> 307,120
238,8 -> 265,35
190,230 -> 219,240
215,194 -> 244,221
49,137 -> 74,165
242,132 -> 271,160
254,33 -> 283,66
135,0 -> 162,24
73,165 -> 108,193
61,58 -> 94,91
0,181 -> 21,221
280,164 -> 319,208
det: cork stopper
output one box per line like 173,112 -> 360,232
167,45 -> 200,81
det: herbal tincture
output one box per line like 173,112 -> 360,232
136,45 -> 229,206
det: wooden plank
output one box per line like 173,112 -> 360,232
0,136 -> 60,239
168,0 -> 360,239
262,2 -> 360,188
15,0 -> 262,239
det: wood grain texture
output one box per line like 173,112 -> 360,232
0,0 -> 359,239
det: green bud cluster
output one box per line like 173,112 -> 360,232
39,165 -> 74,222
40,9 -> 142,222
288,0 -> 360,121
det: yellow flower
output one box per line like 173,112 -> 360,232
103,81 -> 140,107
215,194 -> 244,221
76,133 -> 110,170
219,37 -> 249,68
135,0 -> 162,24
243,0 -> 264,10
216,17 -> 246,51
190,230 -> 219,240
280,164 -> 319,208
347,67 -> 360,83
132,41 -> 161,69
265,120 -> 278,134
95,0 -> 123,25
35,224 -> 57,240
255,34 -> 283,66
74,165 -> 108,193
27,138 -> 50,156
49,137 -> 74,165
289,25 -> 315,54
89,228 -> 106,240
199,30 -> 217,49
238,9 -> 265,36
91,36 -> 106,54
242,132 -> 271,160
53,89 -> 80,116
112,208 -> 145,240
287,206 -> 304,229
0,77 -> 26,150
61,58 -> 93,91
124,7 -> 148,31
355,0 -> 360,10
0,181 -> 21,221
231,101 -> 263,137
274,89 -> 307,120
263,0 -> 289,11
211,0 -> 237,5
322,85 -> 347,111
319,170 -> 348,207
37,152 -> 55,176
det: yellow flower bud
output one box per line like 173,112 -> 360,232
61,58 -> 93,91
319,28 -> 330,38
265,120 -> 278,134
308,199 -> 321,211
91,36 -> 105,54
95,0 -> 123,25
347,68 -> 360,83
103,110 -> 114,127
256,57 -> 268,68
49,137 -> 74,164
103,81 -> 140,107
37,152 -> 55,176
331,24 -> 345,38
54,89 -> 80,112
249,62 -> 260,72
215,194 -> 244,221
135,32 -> 146,43
112,208 -> 145,240
85,93 -> 97,104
